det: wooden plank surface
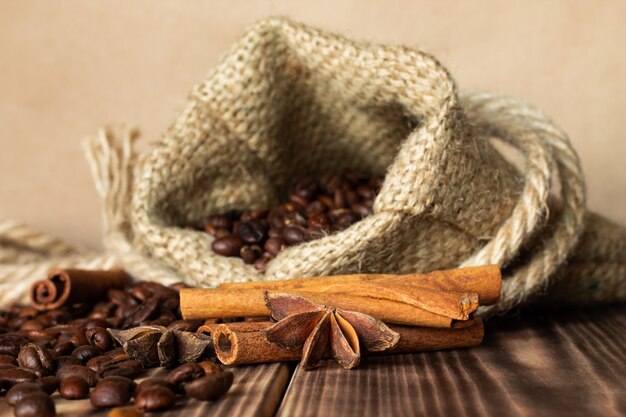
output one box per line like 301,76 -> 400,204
0,363 -> 291,417
277,305 -> 626,417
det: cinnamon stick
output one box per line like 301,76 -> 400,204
180,288 -> 453,328
213,322 -> 301,365
30,268 -> 129,311
211,318 -> 484,366
220,265 -> 501,305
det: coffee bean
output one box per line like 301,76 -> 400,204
56,365 -> 99,387
240,245 -> 262,264
59,375 -> 90,399
183,371 -> 234,401
238,221 -> 265,244
198,360 -> 224,375
0,333 -> 29,356
55,355 -> 82,369
20,319 -> 45,332
134,385 -> 176,412
126,297 -> 160,327
14,391 -> 55,417
0,354 -> 18,366
253,254 -> 273,272
0,367 -> 37,387
165,362 -> 205,392
351,203 -> 371,218
86,354 -> 113,374
282,225 -> 305,245
264,237 -> 285,256
136,378 -> 173,394
85,327 -> 113,351
72,345 -> 103,362
35,376 -> 59,395
52,340 -> 76,355
293,176 -> 318,199
6,382 -> 43,405
205,214 -> 232,230
98,356 -> 142,379
90,376 -> 136,408
212,235 -> 243,257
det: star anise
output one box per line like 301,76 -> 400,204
108,325 -> 212,367
262,292 -> 400,370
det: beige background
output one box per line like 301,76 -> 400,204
1,0 -> 624,250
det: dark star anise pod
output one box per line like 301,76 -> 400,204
108,326 -> 212,367
263,292 -> 400,370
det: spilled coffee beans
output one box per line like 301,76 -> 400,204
0,279 -> 233,416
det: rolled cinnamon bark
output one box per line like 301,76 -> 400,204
30,268 -> 129,311
210,319 -> 484,366
213,322 -> 301,365
219,265 -> 501,305
180,288 -> 453,327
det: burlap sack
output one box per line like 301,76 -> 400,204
1,18 -> 624,313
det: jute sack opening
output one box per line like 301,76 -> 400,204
1,18 -> 624,313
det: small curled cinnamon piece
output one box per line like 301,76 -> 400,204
30,268 -> 129,311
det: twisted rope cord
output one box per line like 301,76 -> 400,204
461,93 -> 586,313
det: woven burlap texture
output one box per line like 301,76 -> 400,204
1,18 -> 624,313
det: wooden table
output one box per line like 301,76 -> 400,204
1,305 -> 624,417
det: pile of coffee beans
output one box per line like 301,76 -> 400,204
0,281 -> 233,416
204,172 -> 384,271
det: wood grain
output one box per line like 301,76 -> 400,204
277,306 -> 626,417
0,363 -> 291,417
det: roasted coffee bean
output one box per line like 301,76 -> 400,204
205,214 -> 232,230
0,354 -> 18,366
72,345 -> 103,362
253,254 -> 273,272
136,378 -> 173,393
56,365 -> 99,387
14,391 -> 56,417
0,367 -> 37,386
165,362 -> 205,392
293,176 -> 318,199
282,225 -> 306,245
0,333 -> 29,356
128,297 -> 161,325
59,375 -> 90,399
264,237 -> 284,256
183,371 -> 234,401
17,343 -> 54,376
90,376 -> 136,408
85,327 -> 113,351
134,385 -> 176,412
288,193 -> 309,208
238,221 -> 265,244
211,235 -> 243,257
99,357 -> 142,379
198,361 -> 223,375
35,376 -> 59,395
20,319 -> 45,332
6,382 -> 44,405
240,245 -> 262,264
55,355 -> 82,369
86,355 -> 113,373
